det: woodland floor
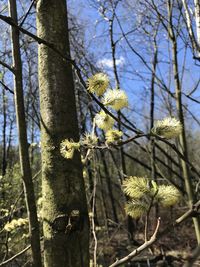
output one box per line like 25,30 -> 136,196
92,207 -> 200,267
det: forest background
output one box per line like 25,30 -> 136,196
0,0 -> 200,266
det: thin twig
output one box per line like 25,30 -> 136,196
19,0 -> 35,27
0,80 -> 14,94
0,59 -> 15,73
0,237 -> 43,267
156,136 -> 200,178
0,245 -> 31,266
0,14 -> 140,134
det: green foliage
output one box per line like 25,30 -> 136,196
0,161 -> 41,261
0,163 -> 22,209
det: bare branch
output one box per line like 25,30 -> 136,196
19,0 -> 35,27
0,14 -> 141,134
108,218 -> 161,267
0,80 -> 14,94
109,200 -> 200,267
0,245 -> 31,266
181,0 -> 199,53
0,59 -> 15,73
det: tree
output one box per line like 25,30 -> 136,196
167,0 -> 200,243
0,0 -> 200,266
181,0 -> 200,58
8,0 -> 42,265
36,0 -> 89,266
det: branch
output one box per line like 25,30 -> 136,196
0,80 -> 14,94
156,136 -> 200,178
1,11 -> 199,180
0,14 -> 68,59
118,134 -> 148,145
181,0 -> 199,53
109,200 -> 200,267
175,200 -> 200,224
108,218 -> 161,267
158,200 -> 200,241
89,131 -> 200,180
0,14 -> 140,134
19,0 -> 35,27
183,92 -> 200,104
0,245 -> 31,266
0,236 -> 43,267
0,59 -> 15,73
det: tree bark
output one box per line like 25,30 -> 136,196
8,0 -> 42,266
1,82 -> 7,177
36,0 -> 89,266
100,149 -> 118,223
167,0 -> 200,244
194,0 -> 200,56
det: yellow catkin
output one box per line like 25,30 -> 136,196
87,73 -> 109,96
105,129 -> 123,143
95,110 -> 115,131
151,117 -> 182,138
60,139 -> 80,159
103,89 -> 128,110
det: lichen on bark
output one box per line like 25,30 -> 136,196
36,0 -> 89,266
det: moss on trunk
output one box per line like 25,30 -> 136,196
36,0 -> 89,266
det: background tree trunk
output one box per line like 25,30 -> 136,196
167,0 -> 200,244
8,0 -> 42,265
194,0 -> 200,56
1,81 -> 7,177
36,0 -> 89,266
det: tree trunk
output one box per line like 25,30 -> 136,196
150,33 -> 158,217
36,0 -> 89,266
2,82 -> 7,177
167,0 -> 200,244
8,0 -> 42,266
194,0 -> 200,56
100,149 -> 118,223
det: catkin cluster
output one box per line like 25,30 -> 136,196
123,176 -> 181,219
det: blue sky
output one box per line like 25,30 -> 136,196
0,0 -> 200,142
68,0 -> 200,132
